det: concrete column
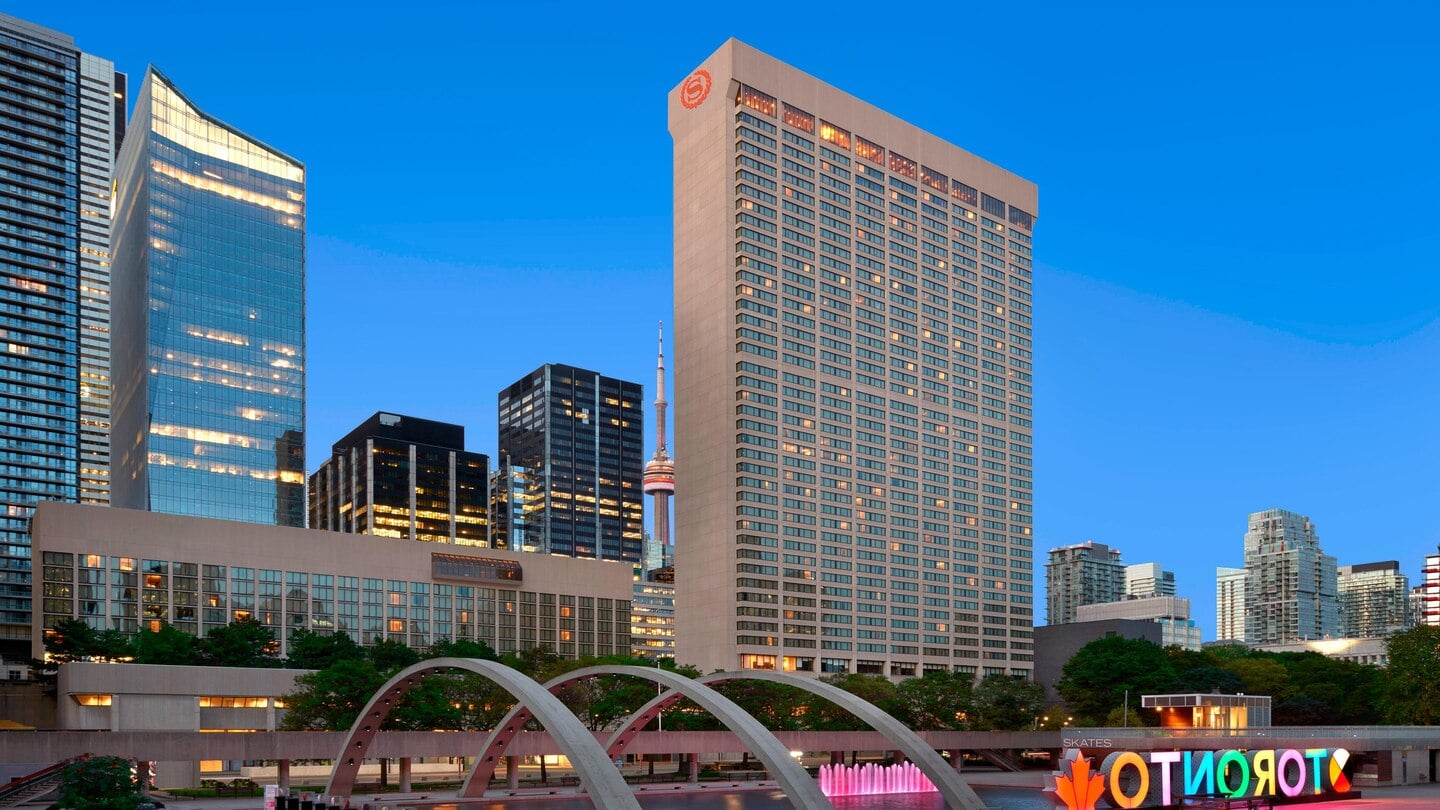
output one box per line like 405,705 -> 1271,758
506,755 -> 519,789
687,753 -> 699,783
135,761 -> 150,795
277,759 -> 291,792
399,756 -> 412,792
949,750 -> 964,772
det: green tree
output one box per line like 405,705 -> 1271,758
198,618 -> 278,667
808,674 -> 900,730
285,629 -> 365,670
279,658 -> 387,730
427,637 -> 501,661
368,638 -> 422,674
132,622 -> 198,665
1056,636 -> 1177,725
1222,657 -> 1290,700
970,675 -> 1045,730
57,756 -> 145,810
1384,625 -> 1440,724
896,670 -> 973,730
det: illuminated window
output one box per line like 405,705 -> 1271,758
388,619 -> 405,633
73,694 -> 113,706
818,120 -> 850,149
920,166 -> 948,194
855,136 -> 884,165
737,84 -> 777,117
782,104 -> 814,133
559,606 -> 572,618
740,654 -> 777,670
889,152 -> 917,180
199,697 -> 268,708
951,180 -> 978,206
1008,207 -> 1034,230
559,630 -> 572,642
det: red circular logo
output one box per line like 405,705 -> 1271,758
680,69 -> 712,109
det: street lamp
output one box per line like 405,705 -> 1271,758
1033,715 -> 1049,730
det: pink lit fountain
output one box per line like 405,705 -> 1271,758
817,762 -> 938,797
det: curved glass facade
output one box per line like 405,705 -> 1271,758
112,69 -> 305,526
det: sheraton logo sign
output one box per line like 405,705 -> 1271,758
1052,747 -> 1352,810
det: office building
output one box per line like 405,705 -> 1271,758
671,40 -> 1038,677
642,326 -> 676,573
31,501 -> 634,656
1046,542 -> 1124,625
0,14 -> 123,650
493,364 -> 644,562
110,68 -> 305,527
631,572 -> 677,659
308,412 -> 488,545
1126,562 -> 1176,598
1419,548 -> 1439,627
1242,508 -> 1338,644
1215,566 -> 1246,642
1336,561 -> 1409,639
1075,596 -> 1203,651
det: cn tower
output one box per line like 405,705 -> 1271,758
641,323 -> 675,570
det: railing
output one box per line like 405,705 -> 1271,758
0,754 -> 87,802
1074,726 -> 1440,741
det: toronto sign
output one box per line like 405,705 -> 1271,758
1052,746 -> 1352,809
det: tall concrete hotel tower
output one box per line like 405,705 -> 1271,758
642,326 -> 676,573
671,41 -> 1038,678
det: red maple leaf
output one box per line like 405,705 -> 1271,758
1053,750 -> 1105,810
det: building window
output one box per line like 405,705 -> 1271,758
782,104 -> 814,133
855,137 -> 884,165
738,85 -> 777,117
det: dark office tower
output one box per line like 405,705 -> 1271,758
110,68 -> 306,526
0,13 -> 123,648
309,412 -> 489,545
495,365 -> 644,562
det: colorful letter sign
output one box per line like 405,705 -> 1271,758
1052,747 -> 1352,809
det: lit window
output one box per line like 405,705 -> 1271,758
855,136 -> 884,165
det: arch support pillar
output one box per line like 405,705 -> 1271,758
322,658 -> 639,809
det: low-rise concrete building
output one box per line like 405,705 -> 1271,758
31,502 -> 635,660
58,662 -> 308,787
1075,596 -> 1203,650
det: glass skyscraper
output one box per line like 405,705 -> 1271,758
0,13 -> 122,650
111,68 -> 305,526
493,364 -> 644,563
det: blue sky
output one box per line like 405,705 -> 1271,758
16,1 -> 1439,637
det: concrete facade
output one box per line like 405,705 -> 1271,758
57,662 -> 308,787
31,502 -> 634,659
1075,596 -> 1202,650
671,39 -> 1038,679
1125,563 -> 1175,598
1033,619 -> 1162,704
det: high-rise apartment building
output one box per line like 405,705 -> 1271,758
1046,542 -> 1124,626
0,14 -> 123,649
1336,561 -> 1409,639
1215,566 -> 1246,642
1414,547 -> 1438,626
1125,562 -> 1176,598
309,412 -> 488,544
1242,509 -> 1338,644
671,41 -> 1038,678
492,364 -> 644,562
111,68 -> 305,527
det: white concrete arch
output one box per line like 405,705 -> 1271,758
694,671 -> 987,810
322,657 -> 639,809
458,665 -> 832,809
